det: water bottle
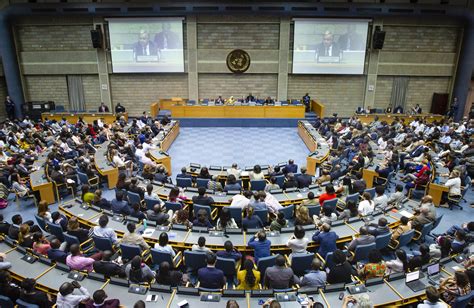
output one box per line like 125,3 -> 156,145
143,219 -> 147,229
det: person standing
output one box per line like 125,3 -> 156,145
4,96 -> 15,120
303,93 -> 311,112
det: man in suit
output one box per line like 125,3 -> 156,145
192,186 -> 214,206
111,190 -> 131,215
394,105 -> 404,114
114,103 -> 125,113
347,226 -> 375,252
197,252 -> 225,289
303,93 -> 311,112
154,23 -> 181,50
128,178 -> 145,200
297,167 -> 313,188
4,96 -> 15,120
316,31 -> 341,58
98,102 -> 109,112
283,159 -> 298,174
264,254 -> 299,289
146,204 -> 170,226
133,30 -> 158,60
246,93 -> 255,102
312,223 -> 339,258
176,167 -> 193,180
47,239 -> 69,264
338,25 -> 364,51
367,218 -> 391,237
93,250 -> 126,278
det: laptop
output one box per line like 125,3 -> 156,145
405,270 -> 426,292
427,263 -> 441,282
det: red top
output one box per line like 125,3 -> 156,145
318,193 -> 337,206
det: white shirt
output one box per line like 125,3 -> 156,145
444,177 -> 461,196
229,195 -> 250,209
287,237 -> 309,254
417,301 -> 448,308
55,286 -> 90,308
112,155 -> 125,168
358,200 -> 375,216
153,244 -> 176,257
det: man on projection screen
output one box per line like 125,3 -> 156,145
154,23 -> 180,50
315,31 -> 341,58
133,30 -> 158,60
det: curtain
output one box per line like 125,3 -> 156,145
389,77 -> 409,111
67,75 -> 85,112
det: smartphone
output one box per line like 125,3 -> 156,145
339,292 -> 345,300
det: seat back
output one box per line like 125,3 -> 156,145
77,171 -> 89,187
16,299 -> 39,308
216,257 -> 237,278
375,232 -> 392,250
432,214 -> 443,231
176,177 -> 193,188
291,253 -> 315,277
364,188 -> 376,199
164,201 -> 183,212
324,252 -> 335,270
34,214 -> 48,233
184,251 -> 207,273
228,207 -> 243,226
418,222 -> 434,242
127,191 -> 142,206
145,197 -> 162,211
274,175 -> 285,188
254,209 -> 269,225
63,233 -> 81,246
398,229 -> 415,247
257,255 -> 277,283
120,243 -> 142,261
250,179 -> 266,191
45,221 -> 64,242
279,204 -> 294,220
150,248 -> 174,268
307,205 -> 321,217
353,242 -> 376,263
452,290 -> 474,308
345,193 -> 360,205
92,235 -> 114,251
196,178 -> 210,189
0,295 -> 14,308
193,204 -> 212,219
322,198 -> 338,213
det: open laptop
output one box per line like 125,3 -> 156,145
427,263 -> 441,282
406,270 -> 426,292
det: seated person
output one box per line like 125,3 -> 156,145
154,232 -> 176,257
147,204 -> 171,226
0,270 -> 21,303
287,225 -> 309,257
236,259 -> 260,290
317,184 -> 337,206
242,207 -> 263,230
215,207 -> 238,230
91,215 -> 118,244
439,271 -> 471,306
347,226 -> 375,252
269,212 -> 287,232
19,278 -> 54,308
312,223 -> 338,258
128,177 -> 145,199
155,261 -> 184,287
67,244 -> 102,272
357,249 -> 386,280
283,173 -> 298,189
85,289 -> 120,308
387,184 -> 405,207
338,200 -> 359,221
192,209 -> 213,228
130,203 -> 146,221
418,286 -> 448,308
111,190 -> 131,215
197,252 -> 226,289
300,259 -> 327,288
264,254 -> 299,289
223,174 -> 241,192
385,249 -> 408,274
295,205 -> 314,226
367,217 -> 391,237
67,217 -> 90,244
391,216 -> 411,242
327,249 -> 355,284
56,281 -> 91,307
120,222 -> 150,251
358,192 -> 375,216
216,240 -> 242,261
192,236 -> 212,253
373,185 -> 388,210
301,191 -> 318,206
408,244 -> 431,271
192,186 -> 214,206
126,256 -> 155,284
248,231 -> 271,262
264,177 -> 280,192
47,239 -> 68,264
93,250 -> 126,278
250,191 -> 267,211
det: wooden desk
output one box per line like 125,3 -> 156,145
363,168 -> 379,189
30,179 -> 55,204
310,100 -> 325,118
298,121 -> 330,176
94,141 -> 119,189
164,105 -> 305,118
356,113 -> 444,125
30,151 -> 55,204
428,183 -> 449,206
150,102 -> 159,118
42,112 -> 128,124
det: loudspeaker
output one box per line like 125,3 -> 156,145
372,26 -> 386,49
90,26 -> 102,49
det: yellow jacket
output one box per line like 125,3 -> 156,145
236,269 -> 261,290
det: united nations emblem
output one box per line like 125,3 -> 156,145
226,49 -> 251,73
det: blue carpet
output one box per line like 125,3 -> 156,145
168,127 -> 310,177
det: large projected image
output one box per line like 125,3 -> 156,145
292,19 -> 369,74
108,18 -> 184,73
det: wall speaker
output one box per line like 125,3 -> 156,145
90,26 -> 103,49
372,26 -> 386,50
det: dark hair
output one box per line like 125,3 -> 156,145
253,165 -> 262,174
227,174 -> 237,185
307,191 -> 315,199
326,184 -> 335,194
206,252 -> 217,265
378,217 -> 387,227
12,214 -> 22,225
294,225 -> 305,239
159,232 -> 169,247
396,249 -> 408,272
198,186 -> 206,196
115,190 -> 124,201
81,184 -> 90,200
127,222 -> 136,233
129,256 -> 145,283
219,207 -> 231,229
368,249 -> 383,264
243,259 -> 256,288
99,215 -> 109,227
425,286 -> 440,303
346,200 -> 359,217
375,185 -> 384,196
93,289 -> 108,305
133,300 -> 146,308
276,254 -> 285,266
332,249 -> 346,265
169,187 -> 180,200
400,216 -> 409,225
198,236 -> 206,247
224,240 -> 233,252
455,271 -> 470,288
21,278 -> 36,292
146,184 -> 153,195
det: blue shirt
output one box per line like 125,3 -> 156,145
312,230 -> 339,258
198,266 -> 225,289
111,199 -> 131,215
248,237 -> 271,262
242,216 -> 263,230
216,250 -> 242,261
301,270 -> 327,288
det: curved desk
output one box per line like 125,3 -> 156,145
356,113 -> 444,125
298,120 -> 330,176
94,141 -> 119,189
41,112 -> 128,124
30,150 -> 55,204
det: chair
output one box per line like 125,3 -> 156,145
63,233 -> 81,246
164,201 -> 183,212
77,171 -> 99,191
290,253 -> 315,277
250,180 -> 266,191
216,257 -> 238,285
254,209 -> 269,225
274,175 -> 285,188
193,204 -> 212,219
375,232 -> 392,250
176,177 -> 193,188
448,177 -> 471,210
278,204 -> 294,220
351,242 -> 376,263
452,290 -> 474,308
324,252 -> 335,270
196,178 -> 210,189
34,214 -> 48,233
413,222 -> 433,243
150,248 -> 182,269
0,295 -> 13,308
92,236 -> 115,252
307,205 -> 321,217
120,243 -> 144,262
45,221 -> 64,242
16,299 -> 39,308
322,198 -> 338,213
389,229 -> 415,250
257,255 -> 277,283
428,215 -> 444,239
228,207 -> 243,226
364,188 -> 376,199
127,191 -> 142,207
345,193 -> 360,206
144,197 -> 162,211
408,183 -> 429,200
184,251 -> 207,284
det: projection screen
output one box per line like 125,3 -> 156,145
108,17 -> 185,73
292,19 -> 370,74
